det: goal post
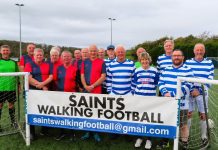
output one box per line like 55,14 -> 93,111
0,72 -> 30,146
176,77 -> 218,150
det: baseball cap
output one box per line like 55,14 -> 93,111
107,45 -> 115,50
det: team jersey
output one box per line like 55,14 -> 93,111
73,59 -> 83,90
104,57 -> 116,68
81,58 -> 106,93
156,54 -> 172,73
107,59 -> 135,95
185,58 -> 214,93
19,54 -> 34,67
47,59 -> 62,91
103,57 -> 116,89
0,59 -> 19,91
158,64 -> 193,98
134,61 -> 141,69
24,61 -> 52,89
132,66 -> 159,96
47,59 -> 62,81
56,64 -> 77,92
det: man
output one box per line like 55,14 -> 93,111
104,45 -> 116,67
0,45 -> 19,131
185,43 -> 214,146
24,48 -> 53,140
47,47 -> 62,91
81,48 -> 89,60
55,51 -> 78,141
72,49 -> 81,66
101,45 -> 116,94
80,45 -> 106,142
98,48 -> 105,59
158,49 -> 193,149
135,47 -> 146,68
107,45 -> 135,95
156,40 -> 174,73
56,51 -> 78,92
19,43 -> 36,71
74,48 -> 89,92
106,45 -> 135,140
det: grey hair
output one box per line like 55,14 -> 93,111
194,43 -> 205,51
34,48 -> 44,55
140,52 -> 152,63
50,47 -> 60,55
164,39 -> 174,46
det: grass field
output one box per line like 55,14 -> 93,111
0,69 -> 218,150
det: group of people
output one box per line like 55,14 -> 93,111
0,39 -> 214,149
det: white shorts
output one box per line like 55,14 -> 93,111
189,95 -> 208,113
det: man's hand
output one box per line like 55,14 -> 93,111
85,85 -> 94,92
35,82 -> 44,89
164,92 -> 171,97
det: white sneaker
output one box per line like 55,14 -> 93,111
145,140 -> 152,149
134,138 -> 143,148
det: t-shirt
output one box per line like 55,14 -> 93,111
0,59 -> 19,91
24,61 -> 52,89
107,59 -> 135,95
56,64 -> 77,92
81,58 -> 106,93
185,58 -> 214,93
156,54 -> 172,73
132,66 -> 159,96
19,55 -> 34,67
134,61 -> 141,69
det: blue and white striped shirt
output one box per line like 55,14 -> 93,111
157,54 -> 172,73
103,57 -> 116,89
132,66 -> 159,96
104,57 -> 116,68
185,58 -> 214,92
107,59 -> 135,95
158,64 -> 194,98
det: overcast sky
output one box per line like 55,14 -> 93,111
1,0 -> 218,49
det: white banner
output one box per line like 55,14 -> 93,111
27,90 -> 178,139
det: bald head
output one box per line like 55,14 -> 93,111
194,43 -> 205,61
115,45 -> 126,62
74,49 -> 81,60
136,47 -> 146,59
81,48 -> 89,60
98,48 -> 105,59
89,44 -> 98,60
27,43 -> 36,56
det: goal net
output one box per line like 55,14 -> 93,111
0,72 -> 29,145
177,77 -> 218,150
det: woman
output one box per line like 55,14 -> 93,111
132,52 -> 159,150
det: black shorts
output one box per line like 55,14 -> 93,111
0,91 -> 16,103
